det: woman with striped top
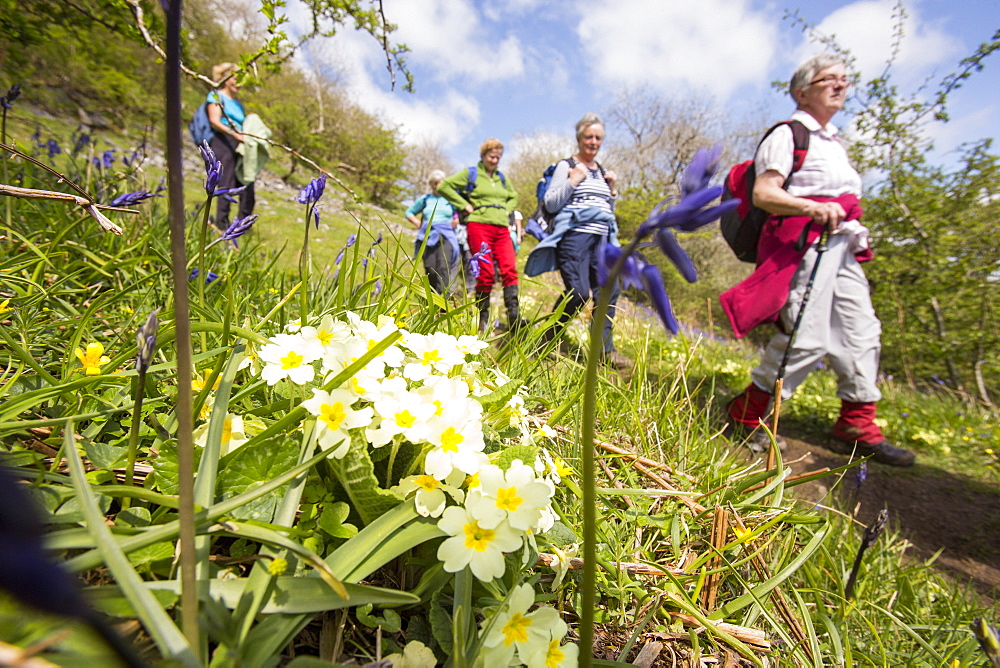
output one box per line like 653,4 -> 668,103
526,113 -> 631,368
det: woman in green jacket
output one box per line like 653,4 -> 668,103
438,139 -> 520,333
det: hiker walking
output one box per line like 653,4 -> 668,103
438,139 -> 520,333
405,170 -> 460,295
720,53 -> 914,466
207,62 -> 260,231
525,113 -> 630,369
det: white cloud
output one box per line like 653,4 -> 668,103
574,0 -> 778,99
800,0 -> 962,83
383,0 -> 525,84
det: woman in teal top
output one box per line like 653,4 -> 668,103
406,170 -> 459,295
207,62 -> 255,231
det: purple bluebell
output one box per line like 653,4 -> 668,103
189,269 -> 219,284
335,249 -> 346,265
155,176 -> 166,193
373,279 -> 383,297
111,189 -> 161,207
639,263 -> 679,334
136,309 -> 159,373
73,133 -> 91,154
374,232 -> 383,245
46,139 -> 61,158
469,242 -> 492,279
655,228 -> 697,283
296,173 -> 327,204
199,143 -> 222,196
346,233 -> 357,248
681,143 -> 724,198
102,150 -> 116,169
845,508 -> 889,600
313,205 -> 321,229
221,214 -> 257,247
0,84 -> 21,109
598,244 -> 642,291
214,185 -> 246,198
853,461 -> 867,490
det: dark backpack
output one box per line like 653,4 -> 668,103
720,120 -> 809,263
529,157 -> 606,233
458,165 -> 507,222
188,101 -> 215,148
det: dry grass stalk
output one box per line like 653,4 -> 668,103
535,552 -> 688,577
701,506 -> 729,611
665,613 -> 771,652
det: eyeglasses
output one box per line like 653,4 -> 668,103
809,75 -> 850,87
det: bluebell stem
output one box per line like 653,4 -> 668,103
221,214 -> 257,247
970,618 -> 1000,667
111,190 -> 160,207
844,508 -> 888,600
297,173 -> 327,322
0,84 -> 21,109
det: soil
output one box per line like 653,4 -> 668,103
768,426 -> 1000,608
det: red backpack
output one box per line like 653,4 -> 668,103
720,120 -> 810,263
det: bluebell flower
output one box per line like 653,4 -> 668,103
469,242 -> 492,279
91,156 -> 101,169
73,133 -> 91,154
136,309 -> 159,373
46,139 -> 61,158
0,84 -> 21,109
155,176 -> 166,193
598,144 -> 740,336
221,214 -> 257,247
373,279 -> 383,297
199,142 -> 222,195
313,205 -> 321,229
189,269 -> 219,284
296,173 -> 327,204
102,150 -> 116,169
214,185 -> 246,198
374,232 -> 383,245
335,249 -> 345,265
853,461 -> 867,490
30,126 -> 41,145
346,233 -> 357,248
110,190 -> 160,207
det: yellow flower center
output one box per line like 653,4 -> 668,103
543,639 -> 565,667
349,376 -> 366,395
440,427 -> 464,452
394,410 -> 416,429
501,612 -> 532,646
496,486 -> 523,512
317,329 -> 333,345
466,472 -> 480,489
367,339 -> 379,351
221,418 -> 233,445
462,521 -> 495,552
422,350 -> 442,365
433,400 -> 444,417
415,475 -> 440,492
280,350 -> 304,369
319,402 -> 347,431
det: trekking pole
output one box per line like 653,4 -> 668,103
769,222 -> 831,472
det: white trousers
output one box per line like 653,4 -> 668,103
751,234 -> 882,403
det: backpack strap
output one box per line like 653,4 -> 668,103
756,120 -> 811,190
464,166 -> 477,198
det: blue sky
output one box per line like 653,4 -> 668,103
295,0 -> 998,171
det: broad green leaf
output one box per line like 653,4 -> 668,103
126,541 -> 175,572
319,501 -> 359,539
216,437 -> 298,522
474,378 -> 522,408
86,587 -> 179,618
326,431 -> 403,525
496,445 -> 538,470
149,440 -> 202,496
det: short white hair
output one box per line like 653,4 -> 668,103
428,170 -> 446,184
790,53 -> 845,101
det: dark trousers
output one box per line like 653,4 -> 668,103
554,230 -> 619,352
422,243 -> 457,295
210,133 -> 255,231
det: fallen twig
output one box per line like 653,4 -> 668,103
536,552 -> 687,577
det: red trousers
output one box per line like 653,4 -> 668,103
467,222 -> 518,291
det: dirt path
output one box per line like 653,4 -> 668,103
773,430 -> 1000,606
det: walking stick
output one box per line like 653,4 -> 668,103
769,222 -> 830,471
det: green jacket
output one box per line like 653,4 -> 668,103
438,162 -> 518,227
235,113 -> 272,184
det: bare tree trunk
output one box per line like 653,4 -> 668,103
930,296 -> 964,390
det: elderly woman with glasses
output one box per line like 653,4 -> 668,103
721,53 -> 915,466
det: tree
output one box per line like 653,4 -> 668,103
403,140 -> 455,201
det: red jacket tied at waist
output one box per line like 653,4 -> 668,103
720,194 -> 870,339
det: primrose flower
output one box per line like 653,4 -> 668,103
193,413 -> 249,456
466,461 -> 554,531
393,469 -> 466,518
258,333 -> 323,386
221,214 -> 258,247
523,638 -> 580,668
481,584 -> 569,666
300,314 -> 352,349
296,173 -> 327,204
366,383 -> 436,447
74,342 -> 110,375
302,388 -> 374,458
436,506 -> 523,582
422,414 -> 488,479
402,332 -> 467,381
454,334 -> 489,356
